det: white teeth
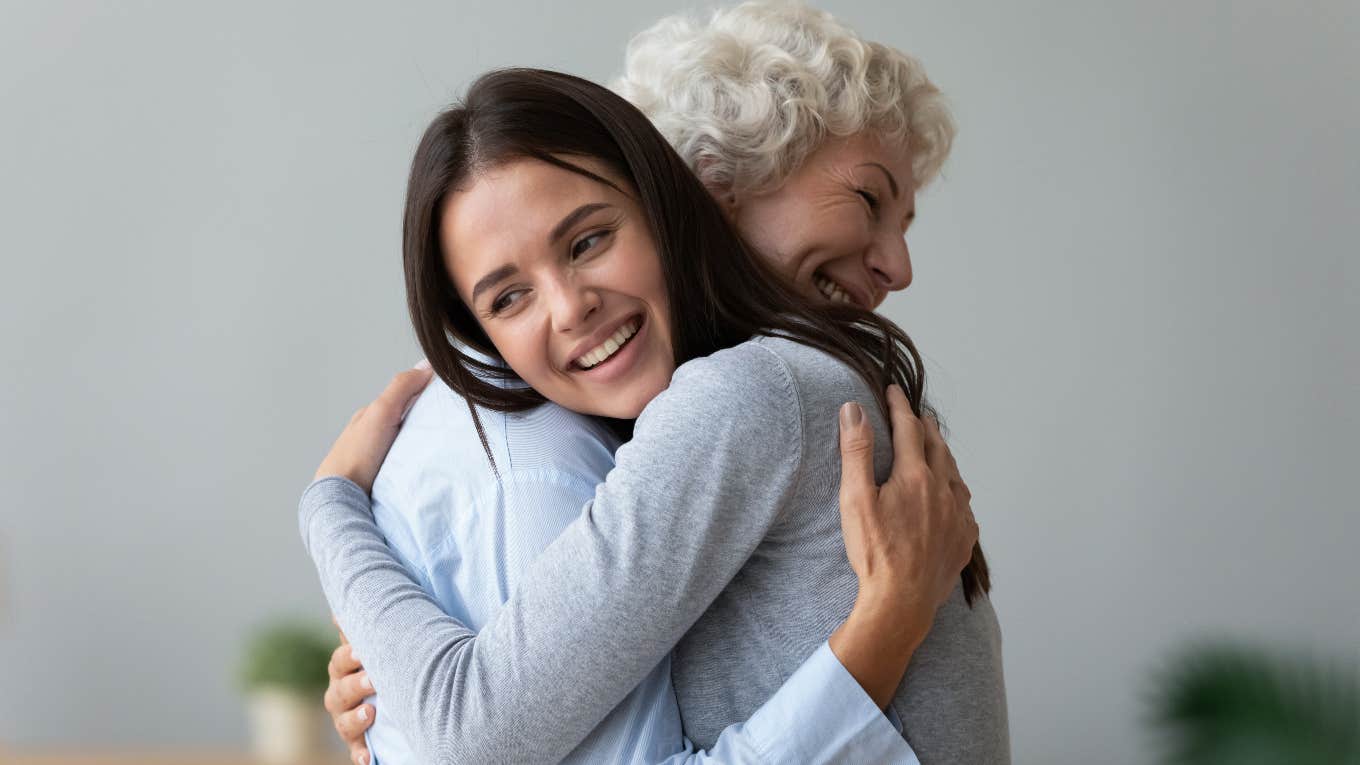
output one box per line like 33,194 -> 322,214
576,319 -> 640,369
815,275 -> 852,304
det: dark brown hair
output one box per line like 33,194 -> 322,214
402,68 -> 989,602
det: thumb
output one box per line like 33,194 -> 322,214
838,402 -> 876,506
375,364 -> 435,424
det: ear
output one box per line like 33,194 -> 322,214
695,156 -> 740,220
704,181 -> 740,220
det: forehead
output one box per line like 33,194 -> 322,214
808,132 -> 917,189
440,157 -> 625,291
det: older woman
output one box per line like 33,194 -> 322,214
319,3 -> 1005,764
614,0 -> 953,312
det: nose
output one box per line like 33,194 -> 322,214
865,233 -> 913,294
546,277 -> 601,334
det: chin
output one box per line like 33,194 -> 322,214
603,381 -> 668,420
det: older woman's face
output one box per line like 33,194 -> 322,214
729,133 -> 917,310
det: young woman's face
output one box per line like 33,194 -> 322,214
729,132 -> 918,310
441,157 -> 675,420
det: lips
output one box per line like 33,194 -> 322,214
810,270 -> 875,306
571,315 -> 642,370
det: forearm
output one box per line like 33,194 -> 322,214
300,478 -> 504,763
658,642 -> 918,764
828,586 -> 933,709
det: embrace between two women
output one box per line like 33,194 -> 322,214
301,3 -> 1010,763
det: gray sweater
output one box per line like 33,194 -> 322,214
300,336 -> 1010,764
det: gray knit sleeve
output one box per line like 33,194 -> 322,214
299,341 -> 805,765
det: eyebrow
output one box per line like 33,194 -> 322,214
548,202 -> 610,245
858,163 -> 901,200
469,202 -> 613,304
470,263 -> 519,304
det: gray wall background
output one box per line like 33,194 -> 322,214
2,1 -> 1355,762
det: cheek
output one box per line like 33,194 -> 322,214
819,215 -> 874,260
485,323 -> 550,386
610,235 -> 672,339
733,208 -> 807,281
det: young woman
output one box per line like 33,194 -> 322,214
303,68 -> 1006,764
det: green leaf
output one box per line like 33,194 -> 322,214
238,620 -> 335,697
1148,642 -> 1360,765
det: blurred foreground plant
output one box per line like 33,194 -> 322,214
1150,642 -> 1359,765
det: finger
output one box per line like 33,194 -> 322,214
335,702 -> 376,744
372,366 -> 435,423
886,385 -> 927,471
933,427 -> 964,477
838,402 -> 876,508
332,614 -> 349,645
337,669 -> 375,712
330,643 -> 362,678
348,742 -> 373,765
326,666 -> 373,715
952,475 -> 972,502
922,415 -> 952,475
328,644 -> 347,681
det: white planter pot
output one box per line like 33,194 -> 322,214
246,687 -> 329,765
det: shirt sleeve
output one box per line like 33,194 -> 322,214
300,343 -> 837,764
660,642 -> 919,765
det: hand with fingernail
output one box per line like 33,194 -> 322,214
826,384 -> 981,708
314,361 -> 434,494
325,615 -> 377,765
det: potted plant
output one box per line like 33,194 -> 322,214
1149,641 -> 1360,765
239,620 -> 335,764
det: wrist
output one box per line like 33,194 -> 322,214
853,579 -> 934,647
846,590 -> 931,657
828,591 -> 933,709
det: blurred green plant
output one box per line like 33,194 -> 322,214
238,620 -> 334,697
1149,642 -> 1360,765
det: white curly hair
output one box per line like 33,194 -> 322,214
613,0 -> 954,197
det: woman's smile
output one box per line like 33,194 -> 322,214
441,156 -> 676,420
568,313 -> 645,373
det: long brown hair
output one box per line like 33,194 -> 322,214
402,68 -> 989,603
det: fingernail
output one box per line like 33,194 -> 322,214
840,402 -> 863,428
360,673 -> 373,691
357,706 -> 368,721
361,755 -> 370,765
413,358 -> 431,371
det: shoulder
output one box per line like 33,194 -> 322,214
750,335 -> 874,409
373,378 -> 617,522
501,399 -> 620,479
631,338 -> 805,454
659,336 -> 869,418
664,338 -> 798,407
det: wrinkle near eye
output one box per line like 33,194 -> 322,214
811,193 -> 861,214
821,166 -> 870,202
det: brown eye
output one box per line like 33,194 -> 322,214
490,289 -> 526,314
571,230 -> 609,259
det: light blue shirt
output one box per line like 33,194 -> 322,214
362,376 -> 918,763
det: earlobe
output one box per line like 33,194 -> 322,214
699,164 -> 739,219
720,192 -> 739,219
706,185 -> 739,220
